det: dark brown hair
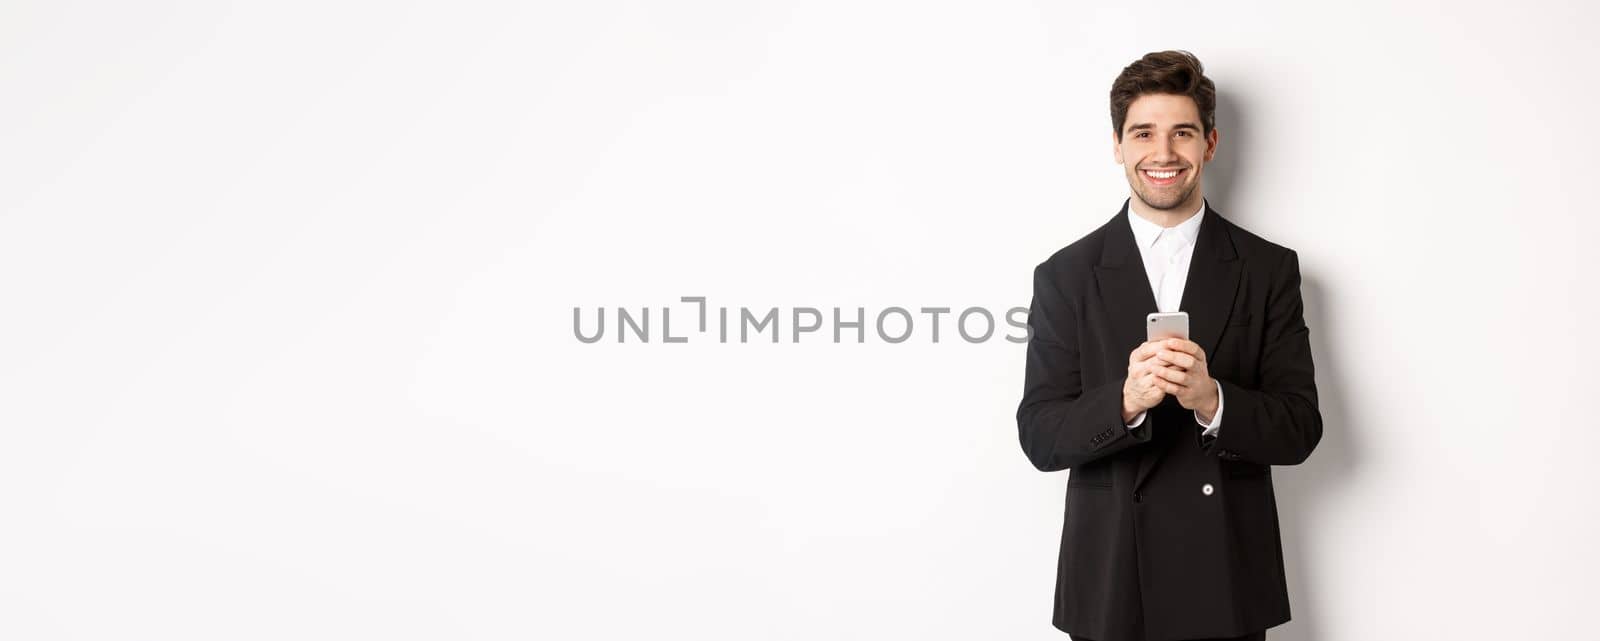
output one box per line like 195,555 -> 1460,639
1110,50 -> 1215,141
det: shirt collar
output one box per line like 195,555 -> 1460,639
1127,200 -> 1206,251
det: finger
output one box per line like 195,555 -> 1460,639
1142,361 -> 1170,379
1163,338 -> 1197,355
1158,349 -> 1197,369
1165,339 -> 1206,363
1162,371 -> 1198,396
1165,377 -> 1193,395
1132,340 -> 1162,363
1156,367 -> 1188,386
1145,373 -> 1167,396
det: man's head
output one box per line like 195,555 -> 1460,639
1110,50 -> 1218,214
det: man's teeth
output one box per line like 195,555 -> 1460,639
1144,169 -> 1180,179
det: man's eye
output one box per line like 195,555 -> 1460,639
1176,131 -> 1190,137
1136,132 -> 1149,138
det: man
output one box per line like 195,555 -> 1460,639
1016,51 -> 1322,641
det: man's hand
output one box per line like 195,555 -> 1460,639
1122,339 -> 1172,422
1152,338 -> 1221,422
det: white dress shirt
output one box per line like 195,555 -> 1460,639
1123,202 -> 1225,437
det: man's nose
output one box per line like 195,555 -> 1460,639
1153,138 -> 1177,162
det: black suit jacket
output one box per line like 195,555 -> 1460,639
1017,199 -> 1322,641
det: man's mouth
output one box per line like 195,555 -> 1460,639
1141,167 -> 1185,186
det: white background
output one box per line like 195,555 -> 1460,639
2,1 -> 1596,639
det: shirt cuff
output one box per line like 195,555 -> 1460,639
1125,410 -> 1146,430
1195,379 -> 1223,437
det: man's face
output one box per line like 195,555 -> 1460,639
1113,93 -> 1218,212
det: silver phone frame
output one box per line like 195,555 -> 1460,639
1146,311 -> 1191,342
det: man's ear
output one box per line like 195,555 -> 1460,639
1112,130 -> 1124,165
1204,128 -> 1219,163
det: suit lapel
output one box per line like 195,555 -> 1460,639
1093,199 -> 1242,491
1181,202 -> 1243,365
1092,201 -> 1160,371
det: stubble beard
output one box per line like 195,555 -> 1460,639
1129,170 -> 1201,212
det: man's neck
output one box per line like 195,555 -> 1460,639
1129,195 -> 1205,228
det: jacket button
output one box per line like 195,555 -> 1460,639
1201,483 -> 1214,496
1132,491 -> 1142,503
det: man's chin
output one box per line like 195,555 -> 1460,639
1134,194 -> 1189,211
1131,185 -> 1197,211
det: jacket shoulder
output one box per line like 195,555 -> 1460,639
1033,220 -> 1112,281
1217,214 -> 1297,265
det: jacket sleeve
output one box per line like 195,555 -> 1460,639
1202,249 -> 1323,465
1017,261 -> 1153,472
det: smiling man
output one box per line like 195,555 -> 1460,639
1017,51 -> 1323,641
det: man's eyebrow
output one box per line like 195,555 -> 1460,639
1125,122 -> 1203,132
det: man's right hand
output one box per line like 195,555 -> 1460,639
1122,340 -> 1171,423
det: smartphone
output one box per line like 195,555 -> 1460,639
1146,311 -> 1190,342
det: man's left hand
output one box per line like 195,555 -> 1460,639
1152,338 -> 1221,421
